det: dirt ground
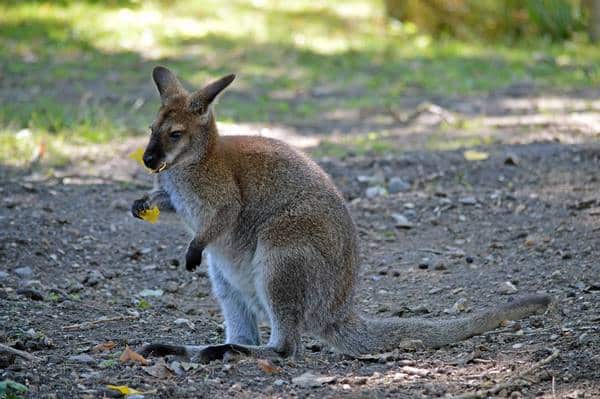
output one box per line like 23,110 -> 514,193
1,92 -> 600,398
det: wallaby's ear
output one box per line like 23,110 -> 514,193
153,66 -> 186,104
189,74 -> 235,115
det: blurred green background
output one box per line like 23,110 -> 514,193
1,0 -> 599,167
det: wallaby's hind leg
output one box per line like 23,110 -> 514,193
208,263 -> 260,346
140,250 -> 305,363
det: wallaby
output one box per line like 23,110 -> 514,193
131,66 -> 550,363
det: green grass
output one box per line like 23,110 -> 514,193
1,0 -> 600,166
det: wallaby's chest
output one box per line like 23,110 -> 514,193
160,174 -> 202,232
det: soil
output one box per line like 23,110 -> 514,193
1,93 -> 600,398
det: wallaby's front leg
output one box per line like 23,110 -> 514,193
131,190 -> 174,219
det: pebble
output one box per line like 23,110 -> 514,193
14,266 -> 33,278
392,213 -> 414,229
110,198 -> 129,211
433,260 -> 447,270
445,298 -> 468,314
174,318 -> 195,329
292,372 -> 336,388
16,288 -> 44,301
459,196 -> 477,205
68,354 -> 96,364
273,379 -> 285,386
0,271 -> 8,280
139,289 -> 164,297
67,281 -> 85,293
465,256 -> 474,264
388,177 -> 411,193
164,281 -> 179,293
418,262 -> 429,270
82,270 -> 104,287
365,186 -> 387,199
499,281 -> 518,295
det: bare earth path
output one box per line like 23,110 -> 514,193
1,95 -> 600,398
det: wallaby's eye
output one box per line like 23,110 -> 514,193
169,130 -> 183,140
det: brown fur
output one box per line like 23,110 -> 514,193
132,66 -> 550,362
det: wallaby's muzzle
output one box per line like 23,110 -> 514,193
143,142 -> 166,172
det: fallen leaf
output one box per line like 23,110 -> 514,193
463,150 -> 489,161
139,206 -> 160,224
92,341 -> 116,352
143,358 -> 172,379
106,385 -> 143,395
119,345 -> 149,365
257,358 -> 282,374
128,147 -> 145,166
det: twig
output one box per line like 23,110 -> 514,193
62,315 -> 138,331
0,343 -> 41,362
449,348 -> 560,399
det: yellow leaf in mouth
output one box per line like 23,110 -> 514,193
463,150 -> 489,161
106,385 -> 144,395
139,206 -> 160,224
128,147 -> 145,166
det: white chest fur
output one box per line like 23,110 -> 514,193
160,173 -> 201,233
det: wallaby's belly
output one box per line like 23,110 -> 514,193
205,242 -> 267,320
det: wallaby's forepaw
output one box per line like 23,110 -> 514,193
131,197 -> 150,219
185,241 -> 204,271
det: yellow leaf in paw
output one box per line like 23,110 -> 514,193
463,150 -> 489,161
139,206 -> 160,224
106,385 -> 144,395
128,147 -> 146,166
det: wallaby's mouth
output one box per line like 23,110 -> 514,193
151,162 -> 168,174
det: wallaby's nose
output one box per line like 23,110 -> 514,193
143,152 -> 156,168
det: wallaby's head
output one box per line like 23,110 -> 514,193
143,66 -> 235,172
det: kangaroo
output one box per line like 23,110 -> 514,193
131,66 -> 550,363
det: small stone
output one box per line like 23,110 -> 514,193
433,260 -> 447,270
82,270 -> 104,287
550,334 -> 559,340
67,281 -> 85,293
418,262 -> 429,270
579,332 -> 590,345
392,213 -> 414,229
365,186 -> 387,199
174,318 -> 195,329
0,271 -> 9,280
110,198 -> 129,211
273,379 -> 285,386
388,177 -> 411,193
465,256 -> 474,264
14,266 -> 33,278
68,354 -> 96,364
139,289 -> 163,297
292,372 -> 336,388
164,281 -> 179,293
459,196 -> 477,205
499,281 -> 518,295
504,154 -> 520,166
445,298 -> 468,314
16,288 -> 44,301
512,343 -> 524,349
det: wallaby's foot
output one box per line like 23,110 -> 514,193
185,241 -> 204,271
131,197 -> 150,219
139,342 -> 291,364
139,343 -> 188,358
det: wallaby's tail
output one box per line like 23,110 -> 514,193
322,295 -> 550,355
